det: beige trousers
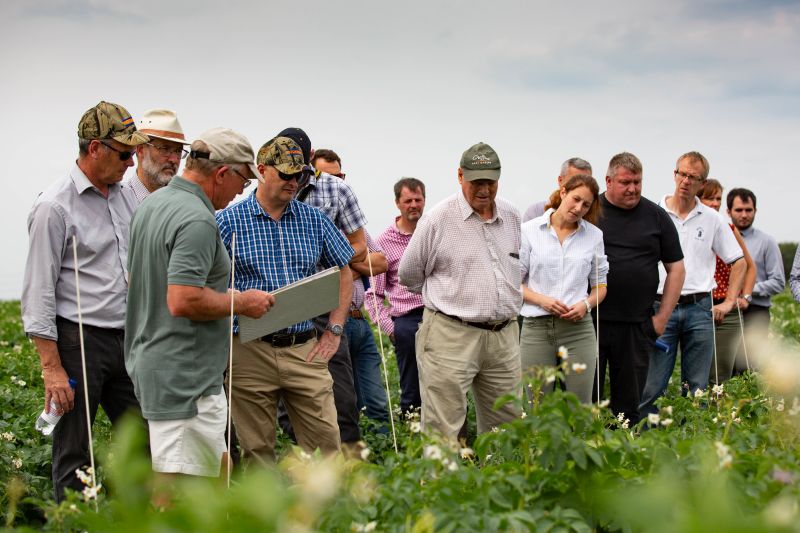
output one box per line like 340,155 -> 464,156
229,335 -> 340,466
416,309 -> 521,440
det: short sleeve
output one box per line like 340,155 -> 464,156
168,220 -> 220,287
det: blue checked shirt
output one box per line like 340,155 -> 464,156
216,193 -> 354,334
297,171 -> 367,235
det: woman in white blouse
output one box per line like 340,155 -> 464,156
519,174 -> 609,403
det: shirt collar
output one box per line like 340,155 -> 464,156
246,190 -> 297,220
169,175 -> 215,213
739,226 -> 755,237
539,208 -> 587,232
71,162 -> 119,196
392,216 -> 413,236
456,191 -> 500,223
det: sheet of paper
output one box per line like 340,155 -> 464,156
237,267 -> 340,343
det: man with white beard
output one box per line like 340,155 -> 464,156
128,109 -> 190,203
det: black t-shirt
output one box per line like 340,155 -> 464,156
597,193 -> 683,322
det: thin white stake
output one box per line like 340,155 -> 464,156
594,245 -> 601,405
711,299 -> 720,386
735,300 -> 751,372
366,251 -> 399,453
72,236 -> 97,510
226,233 -> 237,489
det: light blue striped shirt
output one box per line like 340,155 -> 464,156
216,192 -> 354,333
520,209 -> 609,318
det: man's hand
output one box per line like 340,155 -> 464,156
713,301 -> 735,323
43,365 -> 74,415
307,331 -> 341,363
560,302 -> 587,322
235,290 -> 275,318
651,314 -> 668,337
736,297 -> 750,312
539,296 -> 570,316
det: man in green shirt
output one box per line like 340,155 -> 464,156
125,128 -> 273,501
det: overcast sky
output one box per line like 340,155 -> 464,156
1,0 -> 798,299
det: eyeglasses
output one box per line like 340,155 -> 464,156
278,171 -> 301,182
674,170 -> 705,184
230,167 -> 252,189
99,141 -> 136,161
147,142 -> 188,160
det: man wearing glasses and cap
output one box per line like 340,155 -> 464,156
215,137 -> 354,464
399,142 -> 523,441
21,101 -> 148,501
125,128 -> 274,499
127,109 -> 191,203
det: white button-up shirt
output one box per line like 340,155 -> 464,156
520,209 -> 609,317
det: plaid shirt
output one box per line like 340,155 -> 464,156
297,171 -> 367,235
216,193 -> 354,333
365,219 -> 424,336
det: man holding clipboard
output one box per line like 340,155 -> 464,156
216,137 -> 354,464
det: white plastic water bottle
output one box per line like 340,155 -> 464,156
35,378 -> 77,436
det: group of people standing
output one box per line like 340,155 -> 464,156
20,101 -> 793,504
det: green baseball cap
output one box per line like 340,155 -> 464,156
77,101 -> 149,146
256,137 -> 306,175
194,127 -> 263,183
460,142 -> 501,181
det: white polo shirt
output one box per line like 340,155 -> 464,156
657,196 -> 742,295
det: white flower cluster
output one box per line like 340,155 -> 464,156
422,444 -> 458,472
616,412 -> 630,429
712,384 -> 724,397
352,521 -> 377,532
714,441 -> 733,469
571,363 -> 587,374
1,431 -> 15,442
75,466 -> 102,502
11,456 -> 22,469
557,346 -> 569,360
9,375 -> 26,387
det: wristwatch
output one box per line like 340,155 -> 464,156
743,294 -> 753,303
326,323 -> 344,336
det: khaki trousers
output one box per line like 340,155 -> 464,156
229,336 -> 340,466
416,309 -> 521,440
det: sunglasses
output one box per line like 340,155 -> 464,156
100,141 -> 136,161
278,171 -> 302,182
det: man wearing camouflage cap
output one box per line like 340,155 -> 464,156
22,101 -> 148,500
126,127 -> 273,493
399,142 -> 523,441
215,136 -> 354,463
127,109 -> 191,203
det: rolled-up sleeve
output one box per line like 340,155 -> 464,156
21,201 -> 67,340
398,218 -> 431,294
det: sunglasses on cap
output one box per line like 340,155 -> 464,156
100,140 -> 136,161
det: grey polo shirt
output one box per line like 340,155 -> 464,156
125,176 -> 231,420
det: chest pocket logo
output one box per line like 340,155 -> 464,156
695,227 -> 705,241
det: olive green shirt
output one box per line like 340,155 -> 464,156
125,176 -> 231,420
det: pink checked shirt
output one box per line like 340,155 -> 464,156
364,218 -> 425,336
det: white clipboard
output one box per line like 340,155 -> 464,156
237,266 -> 341,343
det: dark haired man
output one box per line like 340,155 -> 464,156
727,188 -> 784,372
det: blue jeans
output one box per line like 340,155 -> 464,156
639,295 -> 714,417
392,308 -> 424,414
345,316 -> 389,423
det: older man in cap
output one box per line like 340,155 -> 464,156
126,128 -> 274,493
127,109 -> 191,203
22,101 -> 148,501
399,142 -> 522,440
216,137 -> 354,463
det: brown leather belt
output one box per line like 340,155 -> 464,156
260,329 -> 316,348
349,308 -> 365,319
437,311 -> 512,332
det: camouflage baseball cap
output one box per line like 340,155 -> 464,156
460,142 -> 501,181
256,137 -> 306,175
194,127 -> 262,183
77,101 -> 149,146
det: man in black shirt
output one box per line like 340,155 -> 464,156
595,152 -> 685,424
